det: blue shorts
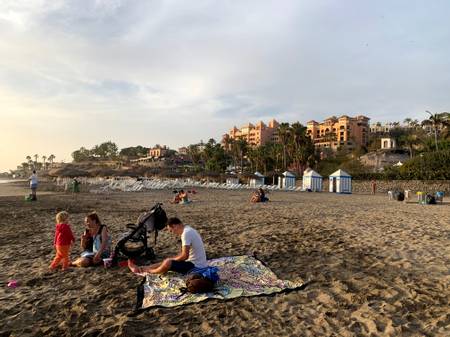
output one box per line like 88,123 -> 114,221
170,260 -> 195,274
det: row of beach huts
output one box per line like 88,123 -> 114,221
55,169 -> 352,193
246,169 -> 352,194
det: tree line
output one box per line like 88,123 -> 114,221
63,111 -> 450,180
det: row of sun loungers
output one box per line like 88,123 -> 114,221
56,177 -> 303,193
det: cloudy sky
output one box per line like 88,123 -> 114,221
1,0 -> 449,172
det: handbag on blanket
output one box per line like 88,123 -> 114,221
183,266 -> 220,294
186,274 -> 215,293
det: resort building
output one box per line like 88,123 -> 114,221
223,119 -> 279,147
306,115 -> 370,150
149,145 -> 169,158
178,147 -> 188,155
369,122 -> 397,133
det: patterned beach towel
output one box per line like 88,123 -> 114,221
135,255 -> 304,310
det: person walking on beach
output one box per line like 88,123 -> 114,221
371,179 -> 377,195
29,170 -> 38,200
128,217 -> 207,274
50,211 -> 75,271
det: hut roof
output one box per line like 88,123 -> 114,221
302,169 -> 322,178
254,171 -> 265,177
330,169 -> 351,177
282,171 -> 296,177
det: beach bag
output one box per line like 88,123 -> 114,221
182,267 -> 220,294
394,191 -> 404,201
186,274 -> 215,293
426,194 -> 436,205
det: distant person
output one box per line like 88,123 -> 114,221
371,180 -> 377,195
29,170 -> 38,201
50,211 -> 75,271
72,178 -> 80,193
128,217 -> 207,275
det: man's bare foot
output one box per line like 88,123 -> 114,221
128,259 -> 141,273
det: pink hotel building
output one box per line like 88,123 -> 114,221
223,115 -> 370,150
224,119 -> 280,147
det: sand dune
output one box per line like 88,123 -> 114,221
1,183 -> 449,336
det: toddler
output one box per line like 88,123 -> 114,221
50,211 -> 75,270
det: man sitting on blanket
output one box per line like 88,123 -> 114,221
128,217 -> 207,274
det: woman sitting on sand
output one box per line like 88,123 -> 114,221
258,187 -> 269,202
72,212 -> 112,267
171,190 -> 190,204
178,190 -> 190,204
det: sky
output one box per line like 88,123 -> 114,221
1,0 -> 449,172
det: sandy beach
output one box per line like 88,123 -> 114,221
0,182 -> 449,336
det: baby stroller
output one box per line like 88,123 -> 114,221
112,203 -> 168,265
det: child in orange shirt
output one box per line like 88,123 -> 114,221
50,211 -> 75,270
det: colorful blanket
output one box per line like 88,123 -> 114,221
135,255 -> 304,309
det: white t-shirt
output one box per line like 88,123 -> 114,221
181,225 -> 207,268
29,174 -> 38,187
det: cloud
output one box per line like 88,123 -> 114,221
1,0 -> 450,170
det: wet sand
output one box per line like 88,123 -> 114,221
0,183 -> 449,336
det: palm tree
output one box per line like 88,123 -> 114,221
400,134 -> 419,158
25,156 -> 33,170
233,139 -> 248,173
42,155 -> 47,170
48,154 -> 55,168
187,145 -> 201,171
422,111 -> 450,151
277,123 -> 291,170
289,122 -> 315,174
34,154 -> 39,166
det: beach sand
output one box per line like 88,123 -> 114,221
0,183 -> 449,336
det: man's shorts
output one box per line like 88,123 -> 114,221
170,260 -> 195,274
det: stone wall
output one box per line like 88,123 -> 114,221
321,180 -> 450,194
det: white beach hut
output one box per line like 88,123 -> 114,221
329,169 -> 352,194
302,169 -> 323,192
278,171 -> 296,189
249,171 -> 265,187
226,176 -> 239,185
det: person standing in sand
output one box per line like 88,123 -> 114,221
371,179 -> 377,195
128,217 -> 207,274
50,211 -> 75,271
29,170 -> 38,200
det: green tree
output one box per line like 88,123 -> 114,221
201,139 -> 230,172
187,144 -> 202,170
48,154 -> 55,167
72,147 -> 91,162
422,111 -> 450,151
277,122 -> 291,170
231,138 -> 248,173
119,146 -> 149,159
288,122 -> 315,174
91,141 -> 118,159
